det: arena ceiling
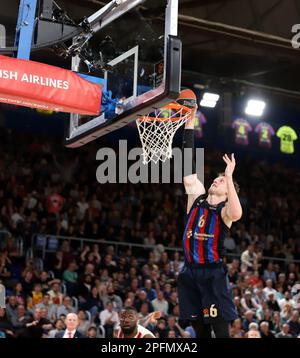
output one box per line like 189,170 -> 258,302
1,0 -> 300,101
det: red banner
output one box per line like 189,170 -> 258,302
0,56 -> 102,115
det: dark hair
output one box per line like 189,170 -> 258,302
218,173 -> 240,194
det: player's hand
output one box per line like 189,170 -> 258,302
223,153 -> 236,177
149,311 -> 162,324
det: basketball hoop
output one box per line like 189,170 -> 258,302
136,90 -> 196,164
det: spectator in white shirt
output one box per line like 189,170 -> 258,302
241,245 -> 258,273
263,279 -> 277,300
99,302 -> 119,338
279,291 -> 297,310
241,291 -> 258,312
151,290 -> 169,316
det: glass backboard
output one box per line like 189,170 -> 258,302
65,0 -> 181,148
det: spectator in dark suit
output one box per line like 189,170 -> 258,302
55,313 -> 85,338
20,307 -> 53,338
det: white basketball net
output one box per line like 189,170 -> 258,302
136,104 -> 192,164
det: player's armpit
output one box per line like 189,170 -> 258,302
221,203 -> 241,227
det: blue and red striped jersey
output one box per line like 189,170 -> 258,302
183,195 -> 229,265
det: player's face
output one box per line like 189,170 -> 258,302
208,176 -> 227,196
119,311 -> 138,335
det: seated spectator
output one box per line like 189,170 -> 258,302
101,284 -> 123,312
47,282 -> 63,306
137,303 -> 152,326
252,288 -> 264,309
272,311 -> 282,335
249,271 -> 263,288
245,322 -> 261,338
142,279 -> 157,302
31,283 -> 44,307
279,291 -> 296,310
35,293 -> 57,322
260,321 -> 275,338
48,318 -> 65,338
263,279 -> 277,299
151,290 -> 169,316
230,318 -> 245,338
12,283 -> 26,305
10,304 -> 30,331
166,316 -> 180,338
87,326 -> 97,338
280,303 -> 293,323
55,313 -> 85,338
6,296 -> 18,324
77,274 -> 93,304
227,265 -> 239,285
242,310 -> 256,332
276,273 -> 287,293
263,262 -> 277,283
233,296 -> 244,317
19,307 -> 53,338
77,310 -> 90,336
241,245 -> 257,273
275,323 -> 293,338
0,307 -> 15,338
287,310 -> 300,337
154,318 -> 168,339
57,296 -> 75,317
84,286 -> 103,318
134,290 -> 154,312
38,271 -> 52,293
167,330 -> 176,338
167,292 -> 178,315
241,291 -> 256,312
99,302 -> 119,338
63,261 -> 78,296
266,292 -> 280,312
259,308 -> 274,331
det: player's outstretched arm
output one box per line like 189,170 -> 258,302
221,154 -> 242,225
183,108 -> 205,213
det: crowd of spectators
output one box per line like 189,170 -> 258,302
0,128 -> 300,338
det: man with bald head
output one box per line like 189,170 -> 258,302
55,313 -> 85,338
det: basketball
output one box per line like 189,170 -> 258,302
176,89 -> 197,109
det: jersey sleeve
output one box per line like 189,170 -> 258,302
292,129 -> 298,140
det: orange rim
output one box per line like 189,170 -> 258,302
137,102 -> 192,122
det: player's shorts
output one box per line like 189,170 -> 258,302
177,262 -> 238,324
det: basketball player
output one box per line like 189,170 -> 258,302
178,106 -> 242,338
115,307 -> 157,338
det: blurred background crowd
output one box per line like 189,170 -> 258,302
0,129 -> 300,338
